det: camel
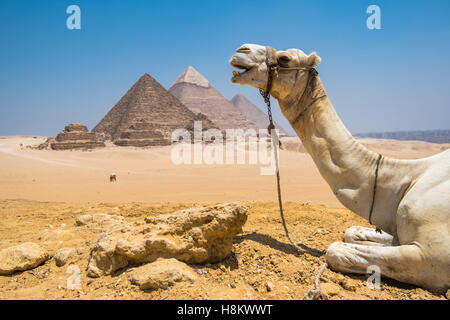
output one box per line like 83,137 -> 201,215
229,44 -> 449,293
110,173 -> 117,182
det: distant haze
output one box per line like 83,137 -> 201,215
355,129 -> 450,144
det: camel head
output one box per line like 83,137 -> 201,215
229,44 -> 321,101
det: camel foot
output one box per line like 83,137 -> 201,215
343,226 -> 395,247
325,241 -> 448,292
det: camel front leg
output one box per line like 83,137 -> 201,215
325,241 -> 428,289
343,226 -> 397,246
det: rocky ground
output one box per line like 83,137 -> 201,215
0,199 -> 447,300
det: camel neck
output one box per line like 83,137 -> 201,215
279,76 -> 383,219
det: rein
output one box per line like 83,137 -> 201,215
369,153 -> 383,233
259,46 -> 329,300
257,46 -> 384,299
258,46 -> 318,255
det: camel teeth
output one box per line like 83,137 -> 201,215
232,70 -> 240,77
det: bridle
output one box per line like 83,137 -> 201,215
258,46 -> 382,247
258,46 -> 321,255
259,46 -> 324,133
259,46 -> 313,108
257,46 -> 330,300
255,46 -> 383,299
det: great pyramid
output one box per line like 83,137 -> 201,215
230,94 -> 289,136
92,73 -> 216,146
169,66 -> 259,131
50,124 -> 105,150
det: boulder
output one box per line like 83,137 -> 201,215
128,258 -> 196,290
75,214 -> 93,226
320,283 -> 341,297
87,203 -> 247,277
54,247 -> 75,267
39,229 -> 77,245
75,213 -> 125,233
0,243 -> 49,275
86,234 -> 128,278
266,282 -> 275,292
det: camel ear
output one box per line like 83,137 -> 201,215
306,52 -> 321,68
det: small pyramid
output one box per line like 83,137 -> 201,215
169,67 -> 258,131
50,124 -> 105,150
231,94 -> 289,135
171,66 -> 210,88
92,73 -> 216,146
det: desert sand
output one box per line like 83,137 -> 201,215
2,136 -> 447,205
0,135 -> 448,300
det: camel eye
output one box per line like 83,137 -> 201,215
237,47 -> 251,53
278,56 -> 291,65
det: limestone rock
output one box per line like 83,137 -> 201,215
75,213 -> 125,233
32,137 -> 56,150
87,203 -> 247,277
266,282 -> 275,292
321,283 -> 341,297
39,229 -> 76,243
54,247 -> 75,267
0,243 -> 49,275
75,214 -> 93,226
86,234 -> 128,278
128,258 -> 196,290
339,278 -> 357,292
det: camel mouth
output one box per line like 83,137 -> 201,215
230,62 -> 252,79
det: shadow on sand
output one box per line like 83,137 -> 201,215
234,232 -> 325,257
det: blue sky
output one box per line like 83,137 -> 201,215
0,0 -> 449,136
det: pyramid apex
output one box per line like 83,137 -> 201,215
170,66 -> 210,89
140,73 -> 152,79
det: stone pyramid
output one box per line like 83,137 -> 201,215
169,67 -> 259,131
51,124 -> 105,150
230,94 -> 289,136
92,73 -> 216,146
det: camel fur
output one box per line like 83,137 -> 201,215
229,44 -> 450,293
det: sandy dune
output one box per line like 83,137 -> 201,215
0,136 -> 448,205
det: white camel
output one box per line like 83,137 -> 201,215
230,44 -> 449,293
